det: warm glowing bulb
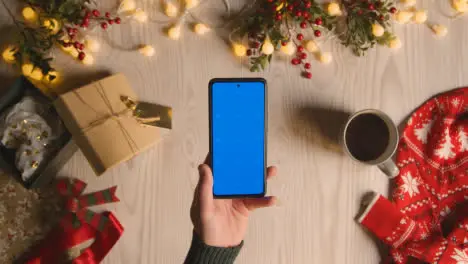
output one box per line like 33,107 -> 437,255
194,23 -> 210,35
22,63 -> 34,76
327,2 -> 342,16
276,2 -> 285,11
133,9 -> 148,22
305,40 -> 319,53
164,2 -> 178,17
261,39 -> 275,55
185,0 -> 198,9
2,46 -> 17,63
280,42 -> 295,55
395,11 -> 413,24
232,43 -> 247,57
29,68 -> 44,81
43,18 -> 60,34
452,0 -> 468,12
81,54 -> 94,65
168,25 -> 181,40
400,0 -> 416,7
139,45 -> 155,57
85,38 -> 101,52
60,43 -> 74,53
319,52 -> 332,64
22,7 -> 38,22
372,23 -> 385,37
119,0 -> 137,13
431,24 -> 448,37
388,37 -> 402,49
69,49 -> 79,58
413,10 -> 428,24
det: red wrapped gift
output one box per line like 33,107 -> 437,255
25,179 -> 123,264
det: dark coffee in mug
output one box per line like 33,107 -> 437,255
345,113 -> 390,162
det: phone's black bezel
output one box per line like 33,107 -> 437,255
209,78 -> 267,199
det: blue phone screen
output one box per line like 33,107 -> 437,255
211,81 -> 265,196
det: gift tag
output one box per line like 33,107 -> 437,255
134,102 -> 172,129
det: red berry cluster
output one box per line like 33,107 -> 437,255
80,9 -> 121,29
62,9 -> 121,61
346,0 -> 397,22
244,0 -> 337,78
272,0 -> 324,38
289,44 -> 312,78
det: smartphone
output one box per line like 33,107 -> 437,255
209,78 -> 267,198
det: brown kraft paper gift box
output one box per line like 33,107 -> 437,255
53,74 -> 170,175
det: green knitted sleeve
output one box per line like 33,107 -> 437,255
184,232 -> 243,264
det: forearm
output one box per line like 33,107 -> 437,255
184,231 -> 243,264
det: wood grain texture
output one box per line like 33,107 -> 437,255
1,0 -> 467,263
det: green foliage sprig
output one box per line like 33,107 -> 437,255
233,0 -> 398,78
2,0 -> 121,81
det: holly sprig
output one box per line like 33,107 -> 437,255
236,0 -> 336,77
341,0 -> 397,56
233,0 -> 400,78
3,0 -> 122,79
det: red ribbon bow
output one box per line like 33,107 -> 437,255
26,179 -> 124,264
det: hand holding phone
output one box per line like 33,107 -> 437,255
209,78 -> 267,198
189,158 -> 277,248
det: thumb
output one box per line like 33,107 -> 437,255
198,164 -> 213,203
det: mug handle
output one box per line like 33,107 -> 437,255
377,160 -> 400,178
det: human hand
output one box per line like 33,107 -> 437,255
190,156 -> 277,248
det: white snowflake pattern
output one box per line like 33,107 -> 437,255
441,206 -> 452,217
420,232 -> 428,240
451,248 -> 468,263
400,218 -> 407,224
452,98 -> 461,108
414,120 -> 434,144
400,172 -> 421,197
394,252 -> 404,263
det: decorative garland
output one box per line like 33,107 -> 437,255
1,0 -> 156,86
0,0 -> 464,84
230,0 -> 454,78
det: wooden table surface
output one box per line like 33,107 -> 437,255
1,0 -> 467,263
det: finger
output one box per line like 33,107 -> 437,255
243,196 -> 277,211
198,164 -> 214,203
266,166 -> 277,181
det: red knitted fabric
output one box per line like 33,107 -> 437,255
359,88 -> 468,264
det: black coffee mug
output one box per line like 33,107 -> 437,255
343,109 -> 400,178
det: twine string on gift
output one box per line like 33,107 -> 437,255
71,81 -> 160,156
